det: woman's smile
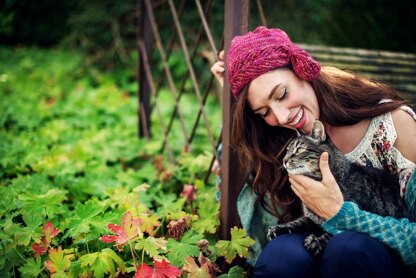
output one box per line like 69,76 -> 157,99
288,107 -> 306,129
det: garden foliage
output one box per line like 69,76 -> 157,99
0,47 -> 253,277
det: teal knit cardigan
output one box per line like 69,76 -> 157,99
323,170 -> 416,268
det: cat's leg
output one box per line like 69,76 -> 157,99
267,216 -> 314,240
304,232 -> 332,257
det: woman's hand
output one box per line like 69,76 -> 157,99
210,50 -> 225,87
289,152 -> 344,220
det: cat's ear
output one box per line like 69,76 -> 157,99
295,129 -> 302,137
310,120 -> 326,143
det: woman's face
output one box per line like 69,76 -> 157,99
247,68 -> 319,134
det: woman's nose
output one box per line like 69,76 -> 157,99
270,103 -> 290,125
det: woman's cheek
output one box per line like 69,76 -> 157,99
264,116 -> 279,126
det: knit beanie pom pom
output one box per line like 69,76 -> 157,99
290,47 -> 321,81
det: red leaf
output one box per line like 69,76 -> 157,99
31,222 -> 59,258
180,184 -> 196,204
43,222 -> 59,242
134,262 -> 153,278
32,240 -> 48,258
100,211 -> 142,251
134,260 -> 181,278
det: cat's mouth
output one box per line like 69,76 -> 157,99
285,165 -> 322,180
284,165 -> 309,175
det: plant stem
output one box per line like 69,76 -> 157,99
86,241 -> 90,254
129,241 -> 137,266
13,248 -> 28,263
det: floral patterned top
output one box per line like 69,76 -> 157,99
345,106 -> 416,197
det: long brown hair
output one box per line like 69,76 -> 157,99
231,66 -> 407,223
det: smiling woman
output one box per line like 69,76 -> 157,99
247,68 -> 318,131
211,26 -> 416,276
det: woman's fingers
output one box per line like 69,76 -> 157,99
288,153 -> 344,219
218,50 -> 224,61
210,61 -> 225,87
319,152 -> 336,185
210,50 -> 225,87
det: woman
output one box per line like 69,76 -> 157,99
211,26 -> 416,277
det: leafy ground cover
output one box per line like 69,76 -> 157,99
0,47 -> 253,277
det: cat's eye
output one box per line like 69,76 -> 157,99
296,146 -> 306,153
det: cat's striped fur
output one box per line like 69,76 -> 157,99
267,120 -> 407,256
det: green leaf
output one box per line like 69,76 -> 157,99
19,189 -> 67,219
18,257 -> 43,278
45,246 -> 71,276
105,186 -> 146,211
166,231 -> 203,267
66,199 -> 114,241
134,236 -> 167,259
14,226 -> 39,247
192,200 -> 220,234
13,213 -> 44,246
215,227 -> 255,263
154,192 -> 186,218
78,248 -> 125,278
217,266 -> 246,278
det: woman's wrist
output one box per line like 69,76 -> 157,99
323,201 -> 344,220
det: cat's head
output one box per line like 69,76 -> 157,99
282,120 -> 326,180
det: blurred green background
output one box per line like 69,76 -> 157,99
1,0 -> 415,69
1,0 -> 415,151
0,2 -> 414,275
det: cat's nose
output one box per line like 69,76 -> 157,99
282,157 -> 289,168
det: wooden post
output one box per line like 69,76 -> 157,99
138,0 -> 152,138
220,0 -> 250,240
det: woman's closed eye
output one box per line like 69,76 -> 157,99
261,108 -> 271,118
261,89 -> 288,118
277,88 -> 288,101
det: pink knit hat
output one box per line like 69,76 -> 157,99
227,26 -> 321,97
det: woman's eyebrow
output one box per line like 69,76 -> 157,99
268,83 -> 282,100
252,83 -> 282,113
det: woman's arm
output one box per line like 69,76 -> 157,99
322,201 -> 416,267
391,108 -> 416,163
290,153 -> 416,267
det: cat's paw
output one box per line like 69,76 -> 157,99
304,234 -> 324,257
304,233 -> 331,257
267,225 -> 293,240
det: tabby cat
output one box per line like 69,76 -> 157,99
267,120 -> 407,256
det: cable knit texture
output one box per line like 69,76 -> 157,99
226,26 -> 321,97
323,170 -> 416,268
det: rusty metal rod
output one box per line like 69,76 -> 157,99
139,39 -> 175,163
167,0 -> 220,164
144,0 -> 190,148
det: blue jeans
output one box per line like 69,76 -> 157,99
253,232 -> 412,277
